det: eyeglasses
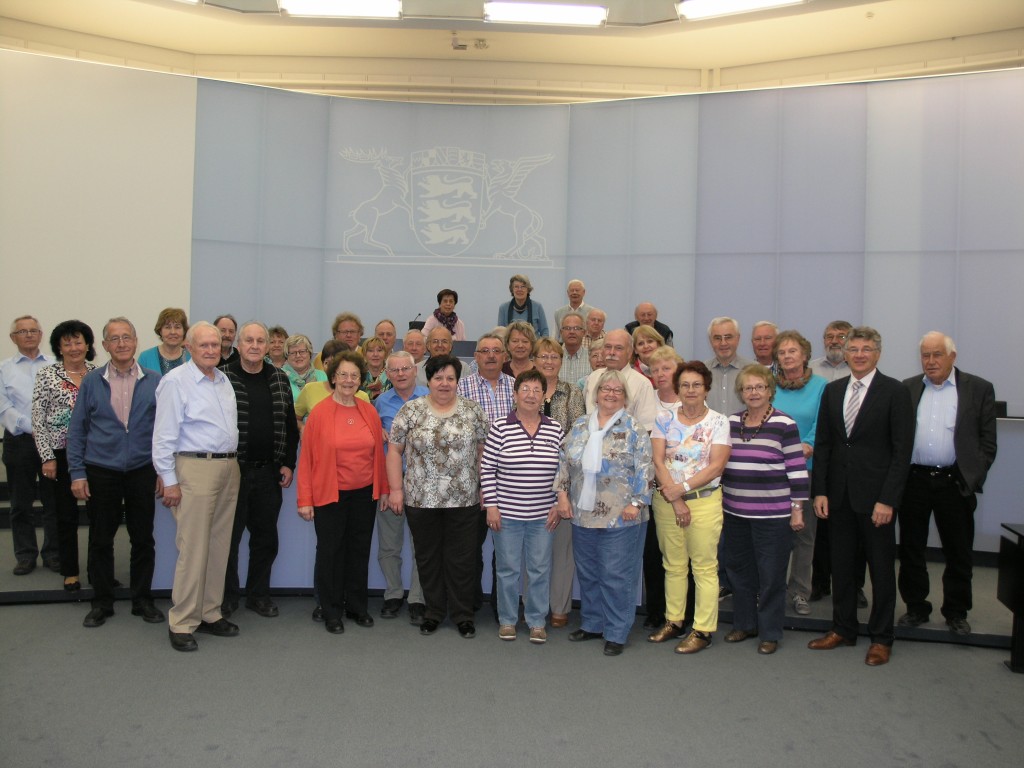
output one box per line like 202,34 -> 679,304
561,326 -> 583,332
386,365 -> 414,375
742,384 -> 769,394
599,386 -> 625,395
678,382 -> 704,391
537,354 -> 561,362
289,349 -> 310,356
11,329 -> 41,336
518,387 -> 544,396
335,372 -> 361,381
105,335 -> 135,344
824,333 -> 848,342
476,348 -> 503,356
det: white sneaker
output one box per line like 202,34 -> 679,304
793,596 -> 811,616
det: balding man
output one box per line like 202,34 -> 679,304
582,308 -> 606,350
625,303 -> 674,347
704,316 -> 753,417
375,319 -> 398,354
220,321 -> 299,619
750,321 -> 778,372
419,326 -> 454,386
403,329 -> 426,364
553,279 -> 596,341
897,332 -> 997,636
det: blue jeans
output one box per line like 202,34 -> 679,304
572,524 -> 643,644
492,517 -> 553,628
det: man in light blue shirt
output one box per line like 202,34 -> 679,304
374,351 -> 428,623
0,315 -> 57,575
153,321 -> 240,652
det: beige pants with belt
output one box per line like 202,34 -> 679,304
167,456 -> 240,634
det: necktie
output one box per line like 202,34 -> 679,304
845,380 -> 863,434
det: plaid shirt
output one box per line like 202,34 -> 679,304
559,346 -> 592,386
457,373 -> 515,423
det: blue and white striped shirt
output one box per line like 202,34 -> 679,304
481,411 -> 562,521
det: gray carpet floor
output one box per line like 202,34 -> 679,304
2,591 -> 1023,768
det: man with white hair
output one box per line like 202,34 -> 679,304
582,308 -> 606,350
625,302 -> 674,347
153,321 -> 241,652
704,316 -> 753,417
750,321 -> 778,371
553,279 -> 595,341
583,329 -> 657,431
897,332 -> 997,637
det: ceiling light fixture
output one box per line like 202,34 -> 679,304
677,0 -> 807,22
279,0 -> 402,19
483,2 -> 608,27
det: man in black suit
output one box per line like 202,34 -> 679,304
897,332 -> 997,637
808,326 -> 914,666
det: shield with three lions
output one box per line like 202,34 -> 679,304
410,147 -> 486,257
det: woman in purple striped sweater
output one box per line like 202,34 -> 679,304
721,364 -> 808,655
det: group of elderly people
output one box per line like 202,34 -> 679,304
5,276 -> 870,658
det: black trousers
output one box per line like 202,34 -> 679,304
85,463 -> 157,609
898,467 -> 975,620
643,512 -> 666,619
312,486 -> 376,621
830,495 -> 897,645
2,431 -> 57,562
225,463 -> 283,604
407,504 -> 479,624
48,450 -> 81,578
812,515 -> 867,593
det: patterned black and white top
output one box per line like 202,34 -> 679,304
32,360 -> 96,461
389,396 -> 489,509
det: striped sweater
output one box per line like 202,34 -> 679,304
480,411 -> 563,521
722,408 -> 808,519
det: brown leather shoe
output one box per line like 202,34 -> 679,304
864,643 -> 891,666
550,613 -> 569,628
674,631 -> 711,654
807,631 -> 856,650
648,623 -> 684,643
724,629 -> 758,643
757,640 -> 778,655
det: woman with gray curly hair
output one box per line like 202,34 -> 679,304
497,274 -> 548,338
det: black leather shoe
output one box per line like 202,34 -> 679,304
220,599 -> 239,618
568,629 -> 603,642
168,630 -> 198,652
44,557 -> 61,573
457,621 -> 476,638
897,611 -> 928,628
131,602 -> 165,623
64,579 -> 81,592
325,618 -> 345,634
346,611 -> 374,628
380,598 -> 402,618
312,605 -> 324,622
603,641 -> 624,656
83,607 -> 114,628
408,603 -> 426,625
196,618 -> 239,637
420,618 -> 440,635
246,598 -> 280,618
12,560 -> 35,576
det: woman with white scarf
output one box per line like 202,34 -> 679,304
553,369 -> 654,656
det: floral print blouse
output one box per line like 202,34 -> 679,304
32,360 -> 96,461
389,396 -> 489,509
554,411 -> 654,529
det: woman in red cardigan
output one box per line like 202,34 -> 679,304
297,350 -> 389,635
